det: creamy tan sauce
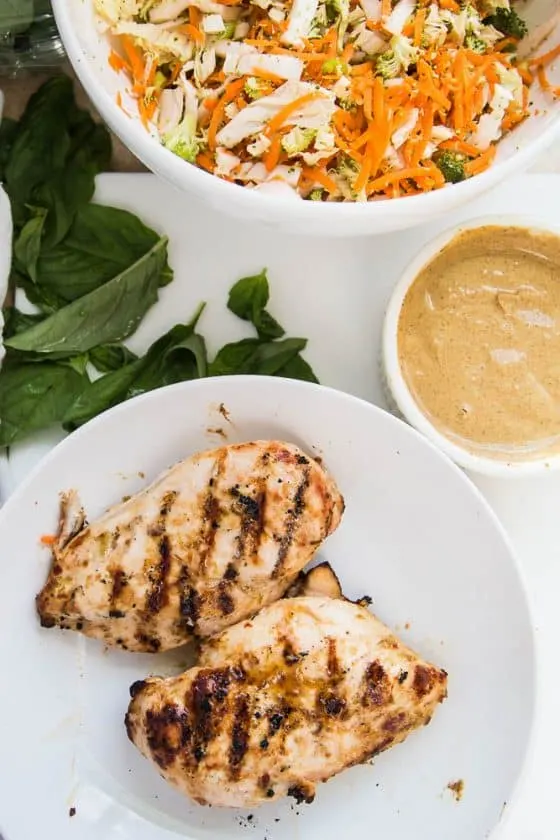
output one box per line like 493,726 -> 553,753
398,226 -> 560,460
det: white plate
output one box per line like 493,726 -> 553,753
0,376 -> 534,840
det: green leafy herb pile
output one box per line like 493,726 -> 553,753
0,75 -> 318,449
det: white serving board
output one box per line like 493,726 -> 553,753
3,173 -> 560,840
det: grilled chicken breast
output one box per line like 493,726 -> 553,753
36,441 -> 344,653
125,569 -> 448,808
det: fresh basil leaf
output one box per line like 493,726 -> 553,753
253,337 -> 307,375
0,362 -> 86,448
130,329 -> 208,397
6,236 -> 169,356
0,116 -> 18,181
63,360 -> 142,432
14,210 -> 46,282
67,110 -> 112,173
35,204 -> 173,300
5,76 -> 74,211
64,310 -> 208,429
3,307 -> 44,339
35,159 -> 97,249
62,354 -> 90,376
275,353 -> 319,383
0,0 -> 34,36
227,270 -> 285,340
209,336 -> 308,377
255,309 -> 284,340
228,270 -> 269,320
208,338 -> 262,376
13,270 -> 67,314
89,343 -> 138,373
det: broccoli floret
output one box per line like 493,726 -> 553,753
309,188 -> 324,200
376,34 -> 419,78
162,114 -> 200,164
376,50 -> 400,80
281,127 -> 316,156
484,7 -> 527,39
219,21 -> 237,39
464,32 -> 487,53
433,150 -> 467,184
322,57 -> 347,76
244,77 -> 267,100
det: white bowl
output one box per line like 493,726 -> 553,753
52,0 -> 560,237
0,376 -> 534,840
382,213 -> 560,477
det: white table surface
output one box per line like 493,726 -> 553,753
2,167 -> 560,840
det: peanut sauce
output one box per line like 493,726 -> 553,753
398,225 -> 560,460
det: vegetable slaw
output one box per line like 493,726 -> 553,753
96,0 -> 556,201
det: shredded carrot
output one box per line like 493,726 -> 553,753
40,534 -> 56,546
266,92 -> 320,134
438,0 -> 460,11
464,144 -> 496,176
363,85 -> 373,121
366,165 -> 443,194
413,9 -> 427,48
517,64 -> 534,86
203,97 -> 218,111
179,23 -> 205,46
341,42 -> 354,64
494,36 -> 517,52
439,139 -> 480,156
196,151 -> 215,172
189,6 -> 202,27
301,165 -> 339,193
109,50 -> 129,74
530,43 -> 560,67
417,59 -> 451,109
249,66 -> 285,84
138,95 -> 158,127
208,77 -> 247,149
120,35 -> 145,87
264,133 -> 282,171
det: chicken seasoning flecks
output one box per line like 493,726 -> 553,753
36,441 -> 344,652
125,567 -> 448,809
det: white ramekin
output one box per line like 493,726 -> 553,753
382,214 -> 560,477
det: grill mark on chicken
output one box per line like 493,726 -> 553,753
327,637 -> 340,678
134,631 -> 161,652
177,565 -> 200,629
229,693 -> 251,777
145,491 -> 178,615
195,451 -> 227,573
148,491 -> 179,538
413,664 -> 441,698
110,569 -> 127,608
143,704 -> 191,769
223,562 -> 238,581
37,441 -> 344,653
217,580 -> 235,616
230,481 -> 267,572
273,467 -> 311,577
189,668 -> 233,764
363,661 -> 392,706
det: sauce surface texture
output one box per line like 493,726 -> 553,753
398,225 -> 560,459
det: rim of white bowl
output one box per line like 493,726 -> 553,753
382,213 -> 560,478
52,0 -> 560,227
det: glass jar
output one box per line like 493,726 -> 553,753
0,0 -> 65,77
